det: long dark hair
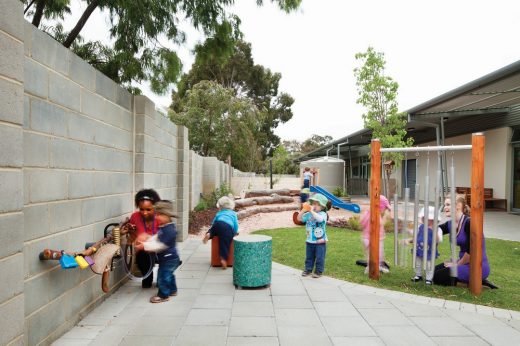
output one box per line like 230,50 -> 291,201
134,189 -> 161,208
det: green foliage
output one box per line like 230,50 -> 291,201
171,80 -> 263,171
332,187 -> 348,198
346,216 -> 362,231
354,47 -> 413,163
256,227 -> 520,311
172,40 -> 294,158
271,145 -> 298,174
25,0 -> 301,94
300,134 -> 333,154
194,183 -> 233,211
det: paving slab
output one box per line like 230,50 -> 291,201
51,239 -> 520,346
228,316 -> 277,337
320,316 -> 376,337
175,325 -> 227,346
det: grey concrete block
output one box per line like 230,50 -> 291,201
24,204 -> 50,241
0,77 -> 23,125
69,53 -> 95,90
134,95 -> 155,116
0,294 -> 24,346
0,33 -> 23,82
94,172 -> 132,196
0,171 -> 23,213
23,95 -> 30,129
24,269 -> 51,316
68,112 -> 99,145
67,277 -> 97,321
50,200 -> 82,233
27,292 -> 68,346
115,87 -> 132,110
105,194 -> 132,219
82,198 -> 106,225
50,138 -> 83,169
30,98 -> 69,137
0,123 -> 23,167
24,58 -> 48,99
0,0 -> 23,41
28,169 -> 68,203
81,89 -> 106,120
135,114 -> 155,137
68,171 -> 94,199
24,132 -> 49,168
0,253 -> 23,303
47,262 -> 80,303
121,110 -> 133,132
95,71 -> 116,102
49,71 -> 81,111
29,25 -> 69,74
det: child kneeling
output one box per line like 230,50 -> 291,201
297,193 -> 329,278
411,206 -> 443,285
135,200 -> 181,303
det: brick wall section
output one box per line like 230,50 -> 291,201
0,1 -> 25,345
0,1 -> 236,343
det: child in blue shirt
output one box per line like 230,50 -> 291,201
135,200 -> 180,303
203,196 -> 239,268
410,206 -> 443,285
297,193 -> 329,278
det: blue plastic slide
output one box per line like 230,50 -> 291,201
310,186 -> 361,213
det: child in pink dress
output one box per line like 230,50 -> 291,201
361,195 -> 391,273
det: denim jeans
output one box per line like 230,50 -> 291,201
305,242 -> 326,273
157,257 -> 180,298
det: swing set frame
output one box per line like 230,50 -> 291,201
369,133 -> 485,296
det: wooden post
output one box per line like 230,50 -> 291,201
369,139 -> 381,280
470,133 -> 484,296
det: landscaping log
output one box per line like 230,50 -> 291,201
237,204 -> 299,219
234,194 -> 294,208
244,189 -> 291,198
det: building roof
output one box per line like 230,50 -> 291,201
407,59 -> 520,118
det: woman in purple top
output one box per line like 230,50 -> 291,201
432,195 -> 490,286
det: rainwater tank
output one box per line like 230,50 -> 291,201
300,157 -> 345,192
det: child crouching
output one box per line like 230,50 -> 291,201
411,206 -> 443,285
135,200 -> 180,303
297,193 -> 329,278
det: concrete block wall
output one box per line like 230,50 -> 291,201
0,1 -> 236,343
23,20 -> 132,346
0,1 -> 25,345
189,151 -> 204,210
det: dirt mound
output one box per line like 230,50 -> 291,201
188,208 -> 218,235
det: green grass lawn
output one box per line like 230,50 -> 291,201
255,227 -> 520,311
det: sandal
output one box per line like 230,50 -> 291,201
150,295 -> 170,303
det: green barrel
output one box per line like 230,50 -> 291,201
233,235 -> 272,288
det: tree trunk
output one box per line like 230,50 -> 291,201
24,0 -> 37,15
234,194 -> 294,208
31,0 -> 45,27
63,0 -> 100,48
244,189 -> 291,198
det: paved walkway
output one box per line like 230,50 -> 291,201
53,239 -> 520,346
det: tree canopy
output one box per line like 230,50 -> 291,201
171,80 -> 262,172
171,40 -> 294,157
23,0 -> 301,94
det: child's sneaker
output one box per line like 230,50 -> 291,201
411,275 -> 423,282
301,270 -> 311,277
425,280 -> 433,285
312,272 -> 322,278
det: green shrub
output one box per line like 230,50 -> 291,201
347,216 -> 362,231
195,184 -> 234,211
332,186 -> 348,198
384,219 -> 394,233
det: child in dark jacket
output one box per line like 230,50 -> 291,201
135,200 -> 180,303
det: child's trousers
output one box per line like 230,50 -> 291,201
415,257 -> 433,281
305,242 -> 326,273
